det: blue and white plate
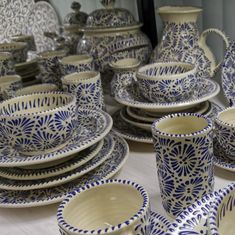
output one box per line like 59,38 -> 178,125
222,40 -> 235,106
0,109 -> 113,167
115,78 -> 220,112
150,211 -> 171,235
0,134 -> 115,190
166,192 -> 219,235
0,133 -> 129,208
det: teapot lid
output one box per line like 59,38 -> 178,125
85,0 -> 138,29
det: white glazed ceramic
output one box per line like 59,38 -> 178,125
57,179 -> 151,235
152,113 -> 214,218
0,92 -> 76,156
0,75 -> 22,100
0,52 -> 15,76
62,71 -> 105,110
214,107 -> 235,159
209,183 -> 235,235
15,83 -> 59,96
11,34 -> 36,51
137,62 -> 196,103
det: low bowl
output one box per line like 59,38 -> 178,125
136,62 -> 196,103
0,92 -> 76,155
57,179 -> 151,235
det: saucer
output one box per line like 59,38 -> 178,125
0,134 -> 115,190
115,78 -> 220,112
166,192 -> 219,234
112,110 -> 153,144
150,211 -> 171,235
0,133 -> 129,208
0,109 -> 113,167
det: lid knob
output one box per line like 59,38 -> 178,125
71,1 -> 81,12
100,0 -> 116,9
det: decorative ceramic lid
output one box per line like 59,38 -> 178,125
85,0 -> 137,29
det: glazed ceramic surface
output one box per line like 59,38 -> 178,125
0,109 -> 112,167
214,107 -> 235,159
209,183 -> 235,235
26,1 -> 60,52
0,0 -> 34,42
57,179 -> 150,235
0,92 -> 76,156
151,6 -> 229,78
0,52 -> 15,76
62,71 -> 105,110
0,134 -> 114,190
137,62 -> 196,103
222,40 -> 235,106
11,34 -> 36,52
152,113 -> 214,217
115,78 -> 220,112
0,133 -> 129,208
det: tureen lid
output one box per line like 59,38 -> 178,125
85,0 -> 138,29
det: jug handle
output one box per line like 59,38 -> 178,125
199,28 -> 230,76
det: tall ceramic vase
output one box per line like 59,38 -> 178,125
151,6 -> 230,78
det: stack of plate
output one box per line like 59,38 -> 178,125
112,78 -> 222,143
0,109 -> 129,208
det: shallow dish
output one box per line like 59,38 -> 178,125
0,133 -> 129,208
0,109 -> 112,167
115,78 -> 220,112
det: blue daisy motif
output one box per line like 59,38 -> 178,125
54,111 -> 74,131
14,138 -> 32,151
158,170 -> 174,197
77,83 -> 96,103
35,114 -> 55,131
171,201 -> 186,217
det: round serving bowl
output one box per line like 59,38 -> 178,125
15,83 -> 59,96
0,92 -> 76,155
57,179 -> 151,235
136,62 -> 196,103
214,107 -> 235,159
208,183 -> 235,235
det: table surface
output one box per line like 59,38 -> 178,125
0,96 -> 234,235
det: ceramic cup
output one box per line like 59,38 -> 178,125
208,183 -> 235,235
38,50 -> 67,88
11,34 -> 36,51
60,54 -> 93,75
0,52 -> 15,76
214,107 -> 235,159
0,42 -> 28,63
0,92 -> 76,155
151,113 -> 214,218
57,179 -> 151,235
62,71 -> 105,110
110,58 -> 140,97
137,62 -> 196,103
0,75 -> 22,100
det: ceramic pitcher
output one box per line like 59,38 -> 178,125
151,6 -> 230,78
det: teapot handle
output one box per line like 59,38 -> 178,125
199,28 -> 230,76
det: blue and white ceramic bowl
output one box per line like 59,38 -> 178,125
57,179 -> 151,235
137,62 -> 196,103
0,92 -> 76,156
208,183 -> 235,235
214,107 -> 235,159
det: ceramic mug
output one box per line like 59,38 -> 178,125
62,71 -> 105,110
11,34 -> 36,51
57,179 -> 151,235
60,54 -> 93,75
152,113 -> 214,218
0,52 -> 15,76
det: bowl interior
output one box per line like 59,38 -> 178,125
0,42 -> 26,51
111,58 -> 140,69
218,108 -> 235,126
61,55 -> 92,65
63,71 -> 98,83
39,50 -> 66,59
155,115 -> 208,135
63,184 -> 143,230
0,75 -> 21,85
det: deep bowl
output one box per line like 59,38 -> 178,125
0,92 -> 76,155
136,62 -> 196,103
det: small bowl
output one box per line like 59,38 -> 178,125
57,179 -> 151,235
0,42 -> 28,63
0,75 -> 22,100
214,107 -> 235,159
15,83 -> 59,96
0,92 -> 76,155
208,183 -> 235,235
136,62 -> 196,103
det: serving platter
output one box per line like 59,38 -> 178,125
0,134 -> 129,208
0,109 -> 112,167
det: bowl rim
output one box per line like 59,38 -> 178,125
62,71 -> 100,84
0,75 -> 22,84
57,179 -> 150,235
60,54 -> 92,65
109,58 -> 140,70
215,106 -> 235,128
137,62 -> 196,81
0,91 -> 76,117
0,42 -> 27,50
158,6 -> 202,14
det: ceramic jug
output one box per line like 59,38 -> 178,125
151,6 -> 230,78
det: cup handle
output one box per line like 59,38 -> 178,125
199,28 -> 230,76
